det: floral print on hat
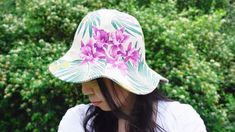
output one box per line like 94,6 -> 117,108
80,26 -> 140,73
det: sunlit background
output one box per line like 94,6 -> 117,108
0,0 -> 234,131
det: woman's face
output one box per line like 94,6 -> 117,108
82,78 -> 135,112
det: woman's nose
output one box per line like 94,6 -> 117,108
82,84 -> 94,95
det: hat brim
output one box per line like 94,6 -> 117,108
48,58 -> 168,95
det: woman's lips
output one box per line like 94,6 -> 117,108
91,101 -> 102,106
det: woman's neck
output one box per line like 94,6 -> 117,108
118,118 -> 128,132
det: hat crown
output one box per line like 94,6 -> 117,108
65,9 -> 146,66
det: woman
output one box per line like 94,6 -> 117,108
49,9 -> 207,132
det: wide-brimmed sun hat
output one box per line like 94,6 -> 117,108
48,9 -> 168,95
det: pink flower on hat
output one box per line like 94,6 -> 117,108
92,26 -> 110,48
111,27 -> 129,46
124,42 -> 140,67
92,26 -> 110,59
80,26 -> 140,72
111,27 -> 128,56
80,40 -> 96,64
105,52 -> 128,72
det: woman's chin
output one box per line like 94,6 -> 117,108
97,104 -> 111,111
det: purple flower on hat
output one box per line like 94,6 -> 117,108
80,26 -> 140,73
111,27 -> 129,46
80,40 -> 96,63
124,42 -> 140,66
92,26 -> 110,59
105,52 -> 128,72
92,26 -> 110,48
110,27 -> 129,55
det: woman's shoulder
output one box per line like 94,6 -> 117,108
157,101 -> 207,132
67,103 -> 90,114
61,104 -> 90,121
158,100 -> 199,115
58,104 -> 90,132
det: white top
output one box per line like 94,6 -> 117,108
58,101 -> 207,132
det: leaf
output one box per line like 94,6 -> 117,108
112,17 -> 142,36
52,60 -> 106,83
114,20 -> 121,28
135,41 -> 138,48
92,20 -> 97,26
122,22 -> 142,36
82,12 -> 101,38
121,19 -> 140,28
126,61 -> 161,94
88,21 -> 92,38
82,22 -> 88,38
95,16 -> 101,25
111,20 -> 118,29
77,22 -> 83,35
112,20 -> 135,37
125,29 -> 135,37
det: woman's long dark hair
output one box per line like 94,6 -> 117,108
83,78 -> 171,132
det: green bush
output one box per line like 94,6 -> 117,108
0,0 -> 234,131
176,0 -> 230,13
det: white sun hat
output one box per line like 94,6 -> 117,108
48,9 -> 168,95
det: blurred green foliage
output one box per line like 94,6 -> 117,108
0,0 -> 234,131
